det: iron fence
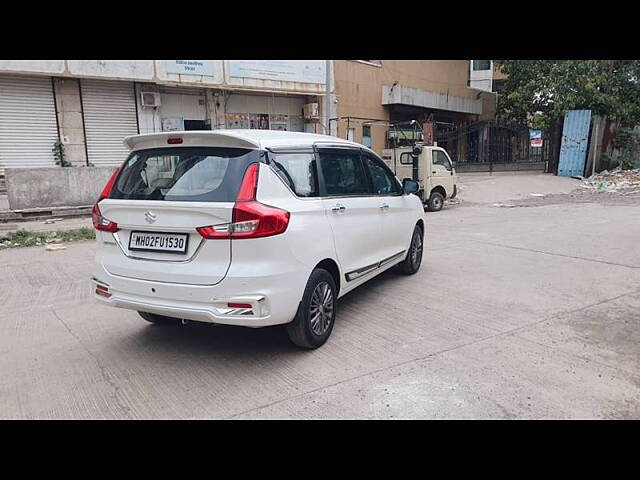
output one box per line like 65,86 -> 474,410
435,120 -> 556,170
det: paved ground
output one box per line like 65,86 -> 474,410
1,173 -> 639,419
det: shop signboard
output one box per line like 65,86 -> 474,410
228,60 -> 326,85
166,60 -> 216,77
530,129 -> 543,147
162,117 -> 184,132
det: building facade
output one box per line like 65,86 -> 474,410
0,60 -> 497,172
0,60 -> 329,171
331,60 -> 497,155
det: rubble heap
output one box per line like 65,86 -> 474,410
578,168 -> 640,194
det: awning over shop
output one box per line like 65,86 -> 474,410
382,84 -> 482,115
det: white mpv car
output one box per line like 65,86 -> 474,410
92,130 -> 425,348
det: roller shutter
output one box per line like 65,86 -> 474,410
0,75 -> 58,171
81,79 -> 138,166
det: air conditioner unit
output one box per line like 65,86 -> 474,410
141,91 -> 161,108
303,102 -> 319,120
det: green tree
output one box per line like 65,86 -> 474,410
494,60 -> 640,130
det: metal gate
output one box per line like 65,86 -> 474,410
435,120 -> 553,171
0,75 -> 58,171
81,79 -> 139,166
557,110 -> 592,177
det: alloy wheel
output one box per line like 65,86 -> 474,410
309,281 -> 334,336
411,232 -> 423,267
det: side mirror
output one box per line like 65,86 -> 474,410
402,178 -> 419,194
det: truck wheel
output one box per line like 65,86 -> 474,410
427,191 -> 445,212
398,225 -> 424,275
138,311 -> 180,325
286,269 -> 337,349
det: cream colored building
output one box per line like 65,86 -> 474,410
331,60 -> 497,155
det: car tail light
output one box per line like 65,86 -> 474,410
197,163 -> 289,240
92,167 -> 120,233
167,137 -> 183,144
98,167 -> 120,202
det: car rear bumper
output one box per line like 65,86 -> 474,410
92,264 -> 306,328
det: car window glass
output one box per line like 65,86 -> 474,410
270,152 -> 318,197
318,148 -> 370,196
364,153 -> 402,195
433,150 -> 452,171
112,147 -> 260,202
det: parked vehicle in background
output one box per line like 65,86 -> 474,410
92,130 -> 425,349
382,145 -> 458,211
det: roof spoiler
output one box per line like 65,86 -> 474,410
123,131 -> 262,151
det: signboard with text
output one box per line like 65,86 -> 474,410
166,60 -> 216,77
529,129 -> 543,147
228,60 -> 326,85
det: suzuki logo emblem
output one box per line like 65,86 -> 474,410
145,211 -> 157,224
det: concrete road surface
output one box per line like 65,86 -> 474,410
1,173 -> 639,419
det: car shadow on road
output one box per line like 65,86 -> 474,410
125,268 -> 401,358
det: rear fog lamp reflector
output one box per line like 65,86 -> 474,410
227,303 -> 252,309
95,284 -> 111,298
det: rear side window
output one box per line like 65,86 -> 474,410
363,153 -> 402,195
270,152 -> 319,197
318,148 -> 370,196
110,147 -> 263,202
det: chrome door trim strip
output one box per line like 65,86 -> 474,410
344,250 -> 406,282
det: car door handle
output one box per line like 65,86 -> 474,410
432,171 -> 437,174
380,203 -> 390,210
331,204 -> 346,213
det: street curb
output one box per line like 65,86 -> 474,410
0,205 -> 92,223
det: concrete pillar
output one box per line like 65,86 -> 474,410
53,78 -> 87,166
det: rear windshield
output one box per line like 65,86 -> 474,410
110,147 -> 263,202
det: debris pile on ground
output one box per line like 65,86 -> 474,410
578,168 -> 640,194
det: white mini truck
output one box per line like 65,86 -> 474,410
382,145 -> 458,211
92,130 -> 426,348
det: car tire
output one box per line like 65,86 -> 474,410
286,268 -> 337,349
138,311 -> 180,325
398,225 -> 424,275
427,191 -> 445,212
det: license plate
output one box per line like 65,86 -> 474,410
128,231 -> 189,254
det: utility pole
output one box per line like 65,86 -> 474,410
324,59 -> 331,136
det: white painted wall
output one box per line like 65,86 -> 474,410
0,60 -> 65,75
226,93 -> 305,116
469,60 -> 493,92
0,60 -> 328,95
67,60 -> 154,81
158,88 -> 208,120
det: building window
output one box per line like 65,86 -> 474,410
362,125 -> 371,147
473,60 -> 491,71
